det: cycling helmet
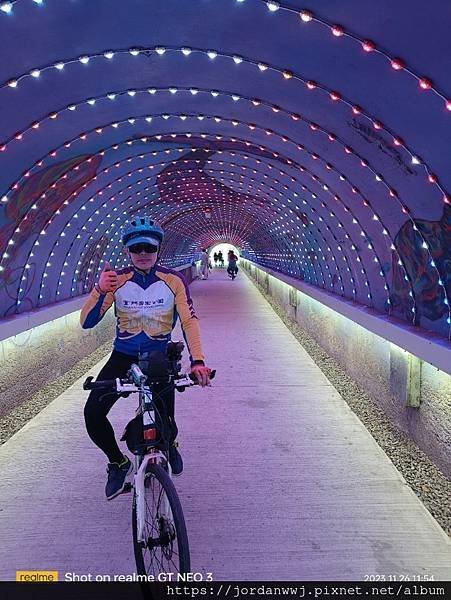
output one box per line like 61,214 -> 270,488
121,216 -> 164,249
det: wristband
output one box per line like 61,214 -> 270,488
191,360 -> 205,367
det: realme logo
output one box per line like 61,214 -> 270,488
16,571 -> 58,582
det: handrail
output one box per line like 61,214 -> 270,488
0,262 -> 194,343
241,258 -> 451,375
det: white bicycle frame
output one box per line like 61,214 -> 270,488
134,450 -> 172,544
116,370 -> 195,544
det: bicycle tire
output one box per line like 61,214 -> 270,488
132,463 -> 190,577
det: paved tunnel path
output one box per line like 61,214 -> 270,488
0,267 -> 450,581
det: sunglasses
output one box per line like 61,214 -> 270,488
128,243 -> 158,254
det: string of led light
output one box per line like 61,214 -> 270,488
27,150 -> 388,309
1,45 -> 448,206
1,44 -> 448,326
4,121 -> 439,316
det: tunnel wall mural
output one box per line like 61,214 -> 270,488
0,0 -> 449,340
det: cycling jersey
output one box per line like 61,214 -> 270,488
80,265 -> 204,364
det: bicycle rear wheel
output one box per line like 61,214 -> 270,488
132,463 -> 190,577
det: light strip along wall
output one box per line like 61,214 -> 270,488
241,258 -> 451,478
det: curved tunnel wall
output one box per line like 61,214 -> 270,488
0,0 -> 450,341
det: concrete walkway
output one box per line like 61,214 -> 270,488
0,267 -> 450,581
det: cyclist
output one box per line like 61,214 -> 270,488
80,217 -> 212,500
227,250 -> 239,279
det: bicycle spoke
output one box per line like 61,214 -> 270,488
133,464 -> 189,577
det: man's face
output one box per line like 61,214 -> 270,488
125,243 -> 158,271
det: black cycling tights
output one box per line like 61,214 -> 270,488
83,350 -> 177,464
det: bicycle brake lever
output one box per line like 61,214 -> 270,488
188,369 -> 216,383
83,376 -> 94,390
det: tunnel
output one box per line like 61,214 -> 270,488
0,0 -> 450,590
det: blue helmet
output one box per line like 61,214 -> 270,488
121,216 -> 164,249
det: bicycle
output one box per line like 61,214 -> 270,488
83,341 -> 216,577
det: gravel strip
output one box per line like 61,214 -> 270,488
0,341 -> 112,446
246,271 -> 451,536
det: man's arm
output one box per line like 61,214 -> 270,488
80,261 -> 118,329
80,287 -> 115,329
173,274 -> 205,365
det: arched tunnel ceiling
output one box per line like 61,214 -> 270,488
0,0 -> 450,339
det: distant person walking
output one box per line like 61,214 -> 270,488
217,250 -> 224,268
200,249 -> 209,279
227,250 -> 239,280
213,252 -> 219,267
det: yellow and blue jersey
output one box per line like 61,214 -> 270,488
80,265 -> 204,363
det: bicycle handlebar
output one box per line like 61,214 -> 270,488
83,369 -> 216,392
83,377 -> 116,391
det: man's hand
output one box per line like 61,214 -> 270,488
191,364 -> 212,387
98,261 -> 118,293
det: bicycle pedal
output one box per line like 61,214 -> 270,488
122,482 -> 133,494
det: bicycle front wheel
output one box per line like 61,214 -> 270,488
132,463 -> 190,577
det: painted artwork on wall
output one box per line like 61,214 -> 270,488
75,235 -> 110,295
390,205 -> 450,331
0,155 -> 102,317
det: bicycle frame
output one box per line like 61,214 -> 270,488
126,383 -> 174,545
134,450 -> 170,544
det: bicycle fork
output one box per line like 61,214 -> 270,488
134,452 -> 171,544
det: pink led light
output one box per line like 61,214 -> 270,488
330,91 -> 341,101
362,40 -> 375,52
306,81 -> 317,90
419,78 -> 432,90
331,25 -> 344,37
352,105 -> 362,115
391,58 -> 404,70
